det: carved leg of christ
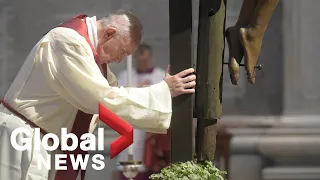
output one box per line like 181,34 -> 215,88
227,0 -> 279,84
240,0 -> 280,83
226,0 -> 258,85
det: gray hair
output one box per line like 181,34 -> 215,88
99,10 -> 143,45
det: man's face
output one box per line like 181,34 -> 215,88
136,49 -> 152,70
97,27 -> 139,63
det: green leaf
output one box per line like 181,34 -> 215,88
149,160 -> 227,180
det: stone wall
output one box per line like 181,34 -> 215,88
223,0 -> 320,125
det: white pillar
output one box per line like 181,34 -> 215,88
126,55 -> 134,156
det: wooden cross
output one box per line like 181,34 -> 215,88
169,0 -> 194,163
195,0 -> 226,161
169,0 -> 226,163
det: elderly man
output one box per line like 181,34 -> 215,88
0,10 -> 196,180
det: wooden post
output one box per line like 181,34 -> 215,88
169,0 -> 194,163
195,0 -> 226,161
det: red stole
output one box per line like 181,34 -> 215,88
54,14 -> 107,180
1,14 -> 108,180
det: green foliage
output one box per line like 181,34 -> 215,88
149,160 -> 226,180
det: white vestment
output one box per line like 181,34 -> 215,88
0,16 -> 171,180
117,67 -> 165,170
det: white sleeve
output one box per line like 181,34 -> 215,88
41,34 -> 172,134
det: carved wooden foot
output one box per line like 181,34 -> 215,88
239,26 -> 263,84
226,26 -> 243,85
240,0 -> 280,83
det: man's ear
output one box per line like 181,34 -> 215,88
103,27 -> 117,40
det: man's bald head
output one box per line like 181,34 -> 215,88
96,10 -> 143,64
99,10 -> 143,46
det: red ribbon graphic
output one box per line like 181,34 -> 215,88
98,103 -> 133,159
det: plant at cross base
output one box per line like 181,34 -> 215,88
149,160 -> 226,180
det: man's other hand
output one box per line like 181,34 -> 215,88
163,65 -> 196,97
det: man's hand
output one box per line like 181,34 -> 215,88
163,65 -> 196,97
